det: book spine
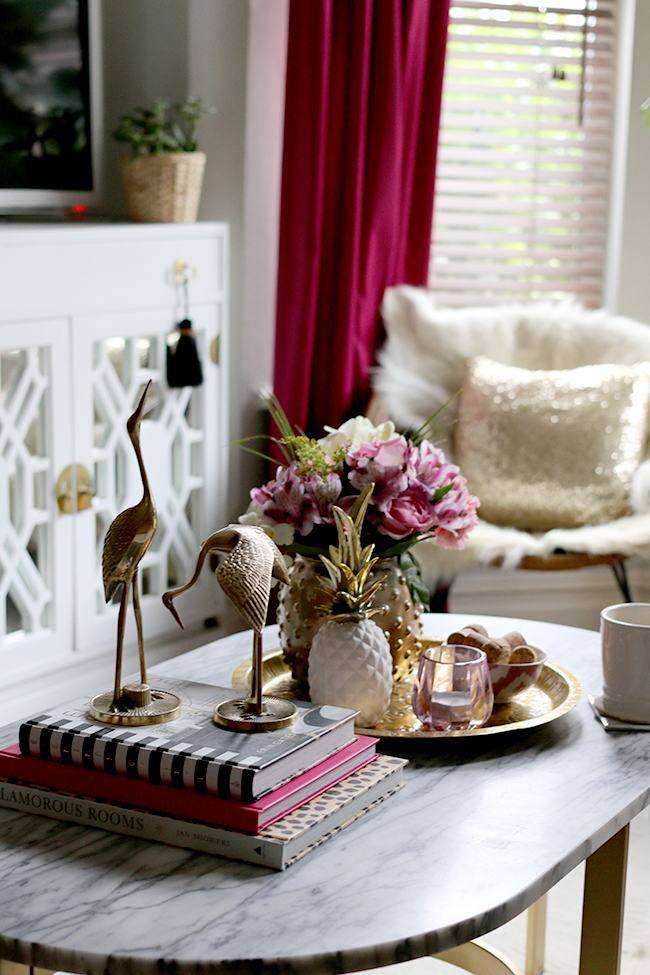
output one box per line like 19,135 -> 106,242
0,753 -> 264,833
0,743 -> 378,834
0,779 -> 286,869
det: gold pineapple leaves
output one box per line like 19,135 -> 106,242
315,484 -> 386,620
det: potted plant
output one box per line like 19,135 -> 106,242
113,97 -> 214,223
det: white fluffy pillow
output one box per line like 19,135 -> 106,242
376,286 -> 650,445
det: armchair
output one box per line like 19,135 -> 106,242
373,286 -> 650,601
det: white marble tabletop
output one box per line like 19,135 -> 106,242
0,613 -> 649,975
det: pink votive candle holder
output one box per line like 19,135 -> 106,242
412,644 -> 494,732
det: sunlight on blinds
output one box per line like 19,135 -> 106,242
429,0 -> 617,307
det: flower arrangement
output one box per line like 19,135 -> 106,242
239,400 -> 479,604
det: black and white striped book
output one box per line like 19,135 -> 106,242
18,675 -> 357,803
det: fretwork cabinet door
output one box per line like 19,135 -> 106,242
0,319 -> 75,681
71,303 -> 225,655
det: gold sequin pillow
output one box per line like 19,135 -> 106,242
456,356 -> 650,531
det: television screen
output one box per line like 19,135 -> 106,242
0,0 -> 100,206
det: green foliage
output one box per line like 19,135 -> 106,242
409,389 -> 460,448
113,97 -> 215,157
397,550 -> 430,611
280,435 -> 347,477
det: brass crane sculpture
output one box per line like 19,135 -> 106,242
163,525 -> 298,731
89,381 -> 181,726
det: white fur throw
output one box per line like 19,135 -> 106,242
375,286 -> 650,579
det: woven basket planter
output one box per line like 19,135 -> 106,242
120,152 -> 206,223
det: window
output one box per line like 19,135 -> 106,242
429,0 -> 617,308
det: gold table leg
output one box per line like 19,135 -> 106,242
579,823 -> 629,975
433,894 -> 546,975
435,939 -> 525,975
525,895 -> 547,975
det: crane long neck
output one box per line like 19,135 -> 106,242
166,533 -> 227,603
131,428 -> 151,503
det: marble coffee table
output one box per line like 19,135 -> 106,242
0,613 -> 647,975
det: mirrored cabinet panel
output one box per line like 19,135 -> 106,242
0,224 -> 229,691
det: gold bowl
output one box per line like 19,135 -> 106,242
231,640 -> 582,740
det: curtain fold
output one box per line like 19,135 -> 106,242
274,0 -> 450,441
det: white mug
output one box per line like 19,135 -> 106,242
599,603 -> 650,722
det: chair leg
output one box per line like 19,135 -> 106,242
610,561 -> 632,602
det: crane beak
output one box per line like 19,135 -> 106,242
276,561 -> 290,586
128,380 -> 153,432
162,591 -> 185,630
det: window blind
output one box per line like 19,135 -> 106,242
428,0 -> 617,308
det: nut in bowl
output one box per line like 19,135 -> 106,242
446,624 -> 546,704
489,648 -> 547,703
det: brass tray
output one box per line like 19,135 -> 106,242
231,640 -> 582,739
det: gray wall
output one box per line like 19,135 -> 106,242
102,0 -> 191,218
101,0 -> 252,519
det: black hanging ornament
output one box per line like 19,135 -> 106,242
167,319 -> 204,387
167,261 -> 204,388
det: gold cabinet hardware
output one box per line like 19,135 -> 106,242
56,464 -> 95,514
210,336 -> 220,365
174,259 -> 197,285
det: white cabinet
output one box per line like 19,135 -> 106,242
0,318 -> 75,663
0,223 -> 229,691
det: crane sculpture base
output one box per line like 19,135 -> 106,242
89,683 -> 182,726
214,695 -> 298,732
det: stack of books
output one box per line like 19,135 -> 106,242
0,674 -> 406,869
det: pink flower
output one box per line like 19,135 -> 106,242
372,484 -> 438,540
352,436 -> 412,469
432,475 -> 480,549
414,440 -> 461,498
249,465 -> 343,536
250,463 -> 318,536
347,436 -> 412,508
303,472 -> 343,524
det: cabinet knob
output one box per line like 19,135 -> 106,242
56,464 -> 95,514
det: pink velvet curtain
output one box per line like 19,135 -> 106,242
273,0 -> 450,441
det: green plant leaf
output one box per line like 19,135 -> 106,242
433,482 -> 453,503
398,549 -> 430,610
111,95 -> 213,156
232,444 -> 276,464
410,389 -> 461,446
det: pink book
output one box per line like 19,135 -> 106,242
0,736 -> 378,834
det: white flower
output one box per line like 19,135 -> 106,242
239,501 -> 265,527
318,415 -> 396,456
265,521 -> 295,547
238,503 -> 295,547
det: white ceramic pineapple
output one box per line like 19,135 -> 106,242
308,490 -> 393,727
